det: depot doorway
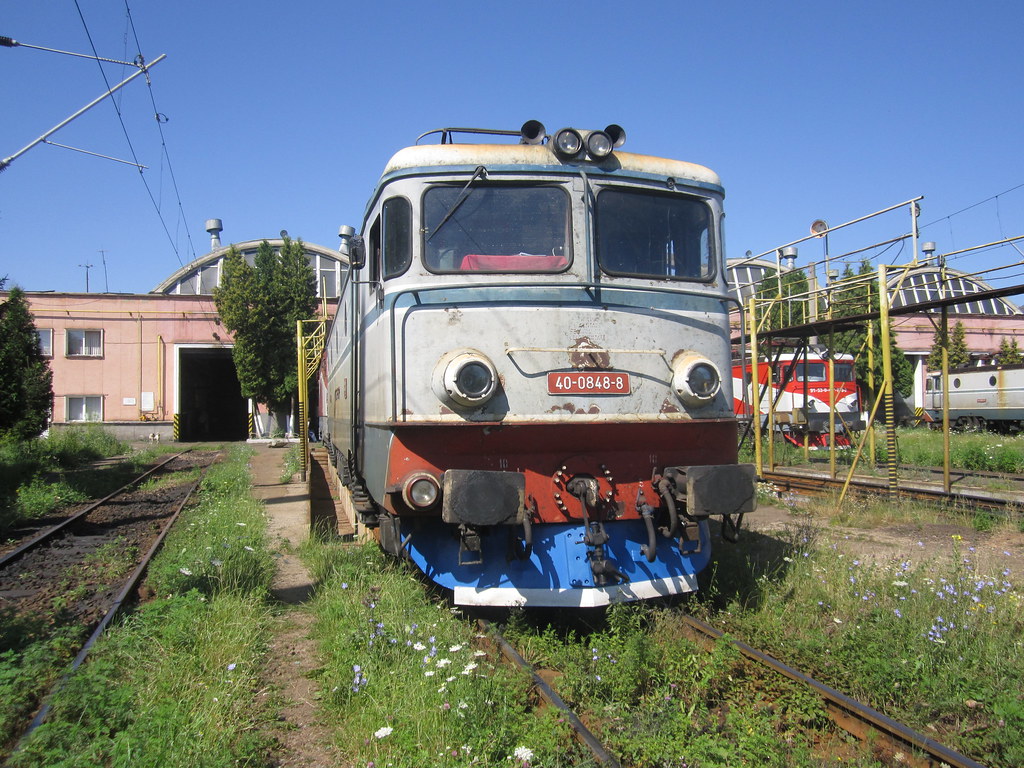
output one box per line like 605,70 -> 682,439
178,347 -> 247,441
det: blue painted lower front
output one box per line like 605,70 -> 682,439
400,517 -> 711,606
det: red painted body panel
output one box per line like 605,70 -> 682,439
383,420 -> 740,523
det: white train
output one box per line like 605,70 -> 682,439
924,363 -> 1024,431
318,121 -> 757,607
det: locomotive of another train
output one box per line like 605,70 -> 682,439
319,121 -> 757,607
733,352 -> 866,448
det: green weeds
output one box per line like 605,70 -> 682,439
8,445 -> 276,768
302,538 -> 586,767
701,528 -> 1024,767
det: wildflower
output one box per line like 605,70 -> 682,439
211,559 -> 223,567
244,546 -> 255,552
227,663 -> 236,671
424,670 -> 435,677
513,746 -> 535,762
413,642 -> 426,651
374,726 -> 393,739
449,644 -> 464,652
461,662 -> 478,675
436,658 -> 452,667
236,522 -> 247,526
473,650 -> 487,657
341,582 -> 349,589
179,568 -> 193,576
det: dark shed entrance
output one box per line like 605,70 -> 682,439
178,347 -> 247,441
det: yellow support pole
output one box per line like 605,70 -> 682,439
749,296 -> 763,477
297,319 -> 309,482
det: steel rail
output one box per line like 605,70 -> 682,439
10,454 -> 217,752
478,619 -> 621,767
762,466 -> 1024,513
0,449 -> 191,570
680,615 -> 987,768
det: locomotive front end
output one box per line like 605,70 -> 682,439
322,122 -> 757,607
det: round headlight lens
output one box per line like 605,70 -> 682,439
433,350 -> 500,408
687,363 -> 719,397
456,362 -> 493,399
553,128 -> 583,157
586,130 -> 613,158
671,354 -> 722,407
408,476 -> 439,508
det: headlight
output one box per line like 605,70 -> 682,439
585,130 -> 613,159
552,128 -> 583,159
433,350 -> 499,408
671,353 -> 722,407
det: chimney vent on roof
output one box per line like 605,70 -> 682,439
205,218 -> 223,250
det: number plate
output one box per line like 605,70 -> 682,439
547,372 -> 631,395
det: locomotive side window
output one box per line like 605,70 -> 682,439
382,197 -> 412,279
423,185 -> 569,273
596,189 -> 713,280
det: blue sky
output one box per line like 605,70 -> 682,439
3,1 -> 1023,295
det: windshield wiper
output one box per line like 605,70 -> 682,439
426,165 -> 486,243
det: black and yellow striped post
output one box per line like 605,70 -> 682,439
878,264 -> 898,499
173,412 -> 180,441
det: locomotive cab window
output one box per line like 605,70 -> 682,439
423,185 -> 570,273
383,197 -> 412,279
596,188 -> 714,280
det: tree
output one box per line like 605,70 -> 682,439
997,336 -> 1022,365
213,237 -> 317,415
927,320 -> 971,370
0,285 -> 54,439
829,260 -> 914,398
754,267 -> 809,332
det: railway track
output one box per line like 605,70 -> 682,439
1,449 -> 219,750
477,611 -> 988,768
762,464 -> 1024,512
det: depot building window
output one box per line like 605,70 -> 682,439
36,328 -> 53,357
66,329 -> 103,357
66,396 -> 103,422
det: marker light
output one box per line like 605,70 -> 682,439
402,472 -> 441,510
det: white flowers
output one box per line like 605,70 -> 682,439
461,662 -> 478,675
374,725 -> 393,739
513,745 -> 534,762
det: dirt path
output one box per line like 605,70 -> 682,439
248,445 -> 344,768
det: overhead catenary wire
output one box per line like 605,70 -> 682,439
73,0 -> 191,268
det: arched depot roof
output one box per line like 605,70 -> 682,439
889,265 -> 1020,315
152,239 -> 348,298
726,259 -> 1021,316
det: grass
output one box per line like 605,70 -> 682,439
698,520 -> 1024,768
6,445 -> 276,768
0,426 -> 134,535
301,538 -> 588,767
742,426 -> 1024,476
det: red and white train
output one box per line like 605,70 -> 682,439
733,352 -> 865,447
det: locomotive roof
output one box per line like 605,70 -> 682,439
380,143 -> 723,192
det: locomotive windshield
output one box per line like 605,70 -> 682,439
423,185 -> 570,273
596,188 -> 714,280
789,362 -> 855,382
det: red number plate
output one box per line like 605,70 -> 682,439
547,372 -> 631,395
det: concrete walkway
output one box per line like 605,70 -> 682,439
247,444 -> 315,603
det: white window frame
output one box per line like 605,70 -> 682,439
66,328 -> 104,358
66,395 -> 103,422
36,328 -> 53,357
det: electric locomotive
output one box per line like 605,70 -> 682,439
733,351 -> 865,448
319,121 -> 757,607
